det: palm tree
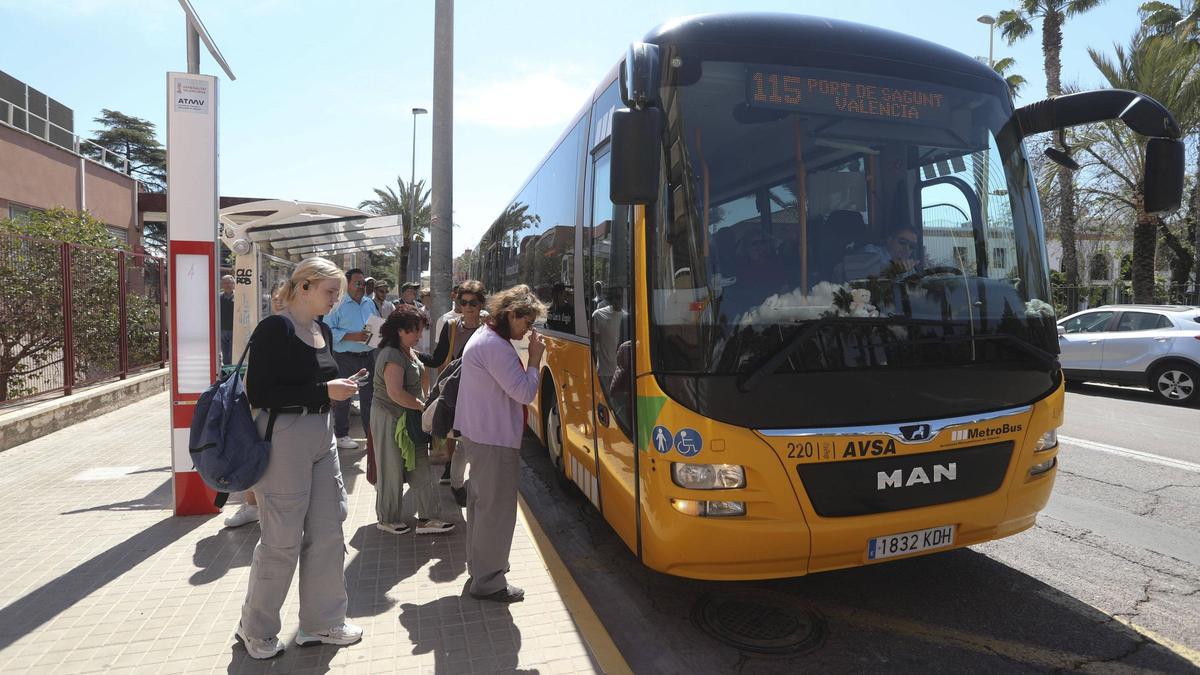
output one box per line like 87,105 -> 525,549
1081,30 -> 1200,301
359,177 -> 431,284
992,57 -> 1028,97
1141,0 -> 1200,40
997,0 -> 1106,288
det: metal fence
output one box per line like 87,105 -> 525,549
1052,283 -> 1200,317
0,232 -> 166,406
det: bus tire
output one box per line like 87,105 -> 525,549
546,400 -> 565,471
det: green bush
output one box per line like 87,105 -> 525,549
0,208 -> 162,401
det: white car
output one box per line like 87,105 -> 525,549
1057,305 -> 1200,405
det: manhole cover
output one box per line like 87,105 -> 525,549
692,588 -> 826,655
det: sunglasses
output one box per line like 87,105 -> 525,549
895,238 -> 918,250
457,299 -> 482,308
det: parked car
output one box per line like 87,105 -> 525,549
1057,304 -> 1200,405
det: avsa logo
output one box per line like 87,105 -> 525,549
950,423 -> 1022,442
842,438 -> 896,458
877,463 -> 957,490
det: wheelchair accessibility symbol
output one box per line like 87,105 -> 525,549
674,428 -> 702,457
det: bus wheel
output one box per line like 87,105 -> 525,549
546,401 -> 565,472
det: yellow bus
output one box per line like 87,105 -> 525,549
469,13 -> 1184,579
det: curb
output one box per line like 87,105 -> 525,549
0,369 -> 169,452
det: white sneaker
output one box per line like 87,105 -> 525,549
416,519 -> 456,535
376,521 -> 410,534
235,624 -> 284,659
296,622 -> 363,647
337,436 -> 359,450
224,504 -> 259,528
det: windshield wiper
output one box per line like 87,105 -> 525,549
935,332 -> 1059,369
736,318 -> 1058,392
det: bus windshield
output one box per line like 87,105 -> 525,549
650,56 -> 1057,394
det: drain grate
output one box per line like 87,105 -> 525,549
692,588 -> 826,655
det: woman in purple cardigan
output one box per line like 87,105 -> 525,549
455,284 -> 546,603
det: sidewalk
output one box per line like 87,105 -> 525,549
0,392 -> 600,674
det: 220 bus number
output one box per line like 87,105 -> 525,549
787,442 -> 815,459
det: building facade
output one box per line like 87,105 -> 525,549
0,69 -> 140,246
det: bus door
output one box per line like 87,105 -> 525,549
587,149 -> 639,552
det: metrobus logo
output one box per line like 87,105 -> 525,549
950,423 -> 1023,442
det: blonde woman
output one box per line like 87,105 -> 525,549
238,257 -> 364,659
455,284 -> 546,603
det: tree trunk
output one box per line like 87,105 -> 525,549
1057,141 -> 1080,286
1042,10 -> 1064,97
1192,134 -> 1200,296
1131,184 -> 1159,303
1042,10 -> 1079,285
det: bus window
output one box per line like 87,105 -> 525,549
588,151 -> 634,431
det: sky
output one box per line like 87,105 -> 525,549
0,0 -> 1151,256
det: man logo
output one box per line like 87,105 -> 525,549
899,424 -> 932,442
877,463 -> 957,490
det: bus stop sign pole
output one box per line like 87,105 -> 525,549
168,1 -> 235,516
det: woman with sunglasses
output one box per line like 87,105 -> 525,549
455,284 -> 546,603
419,280 -> 488,500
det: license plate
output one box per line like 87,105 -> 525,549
867,525 -> 956,561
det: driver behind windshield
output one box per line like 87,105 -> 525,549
861,225 -> 922,274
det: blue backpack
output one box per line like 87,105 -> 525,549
188,317 -> 292,507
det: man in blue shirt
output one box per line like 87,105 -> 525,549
325,268 -> 381,450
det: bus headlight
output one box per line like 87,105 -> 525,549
1034,429 -> 1058,452
671,463 -> 746,489
670,499 -> 747,517
1029,457 -> 1056,476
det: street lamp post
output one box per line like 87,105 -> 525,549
977,14 -> 995,68
977,15 -> 996,230
405,107 -> 428,285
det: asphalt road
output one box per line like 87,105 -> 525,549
517,387 -> 1200,673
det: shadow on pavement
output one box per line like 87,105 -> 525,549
59,476 -> 173,514
190,525 -> 259,586
399,595 -> 531,674
343,523 -> 467,620
0,514 -> 211,651
517,433 -> 1200,673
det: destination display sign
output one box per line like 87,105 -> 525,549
745,65 -> 955,126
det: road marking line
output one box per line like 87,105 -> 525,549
1109,614 -> 1200,667
516,495 -> 633,675
1059,435 -> 1200,474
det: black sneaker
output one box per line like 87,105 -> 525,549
451,485 -> 467,508
439,463 -> 452,485
470,584 -> 524,603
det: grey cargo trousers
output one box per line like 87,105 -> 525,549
460,437 -> 520,596
241,409 -> 349,638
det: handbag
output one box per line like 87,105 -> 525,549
406,405 -> 432,447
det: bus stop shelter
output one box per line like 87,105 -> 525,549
172,199 -> 406,516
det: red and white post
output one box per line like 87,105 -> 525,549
166,71 -> 221,516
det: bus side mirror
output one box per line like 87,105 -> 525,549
1143,137 -> 1184,214
611,107 -> 662,206
619,42 -> 661,109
